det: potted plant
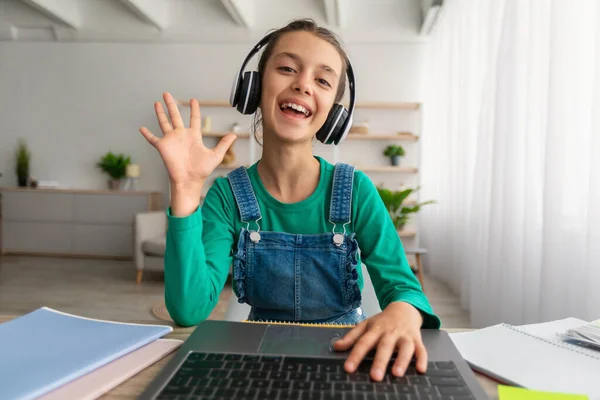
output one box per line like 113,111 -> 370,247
383,145 -> 405,166
377,186 -> 435,231
15,139 -> 31,187
96,152 -> 131,190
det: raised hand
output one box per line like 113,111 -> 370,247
140,92 -> 237,186
140,92 -> 237,216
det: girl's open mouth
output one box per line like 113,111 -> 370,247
279,101 -> 313,119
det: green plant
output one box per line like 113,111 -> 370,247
15,139 -> 30,179
96,152 -> 131,180
377,186 -> 436,230
383,145 -> 405,157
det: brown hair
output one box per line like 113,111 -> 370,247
251,18 -> 349,145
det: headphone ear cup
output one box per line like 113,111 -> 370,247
236,71 -> 261,115
333,107 -> 349,145
229,71 -> 241,107
316,104 -> 347,145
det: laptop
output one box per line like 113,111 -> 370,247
139,320 -> 490,399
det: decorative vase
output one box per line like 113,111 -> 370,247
391,155 -> 400,166
222,147 -> 236,166
108,179 -> 121,190
202,116 -> 212,132
18,176 -> 28,187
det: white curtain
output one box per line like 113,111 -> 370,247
420,0 -> 600,328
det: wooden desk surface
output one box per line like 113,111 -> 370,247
0,315 -> 500,399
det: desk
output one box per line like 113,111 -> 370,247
0,315 -> 500,399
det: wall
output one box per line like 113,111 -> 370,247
0,40 -> 426,196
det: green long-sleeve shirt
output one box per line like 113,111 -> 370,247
164,156 -> 441,328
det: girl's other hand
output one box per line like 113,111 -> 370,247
333,302 -> 427,382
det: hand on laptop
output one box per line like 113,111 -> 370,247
332,301 -> 426,382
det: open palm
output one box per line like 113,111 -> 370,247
140,92 -> 237,186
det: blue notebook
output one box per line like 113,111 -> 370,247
0,307 -> 173,400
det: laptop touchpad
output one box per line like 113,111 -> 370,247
258,325 -> 351,357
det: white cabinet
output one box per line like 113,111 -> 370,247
0,188 -> 162,259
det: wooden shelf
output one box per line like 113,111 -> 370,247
178,100 -> 231,107
215,165 -> 417,173
216,165 -> 416,173
215,164 -> 246,170
359,166 -> 418,173
202,132 -> 417,141
200,195 -> 416,206
0,187 -> 160,196
353,102 -> 420,110
346,133 -> 418,141
203,132 -> 250,138
177,100 -> 421,110
398,228 -> 417,238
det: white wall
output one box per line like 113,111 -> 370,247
0,40 -> 426,196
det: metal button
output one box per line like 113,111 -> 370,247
333,233 -> 344,246
250,231 -> 261,243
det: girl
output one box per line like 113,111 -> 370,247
140,19 -> 440,383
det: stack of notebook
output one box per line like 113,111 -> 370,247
0,307 -> 182,400
560,320 -> 600,351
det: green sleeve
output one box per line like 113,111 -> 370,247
353,172 -> 441,329
164,179 -> 235,326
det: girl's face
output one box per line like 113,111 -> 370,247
260,31 -> 343,144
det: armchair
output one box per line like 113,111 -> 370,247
133,211 -> 167,284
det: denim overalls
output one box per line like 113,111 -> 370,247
227,162 -> 367,325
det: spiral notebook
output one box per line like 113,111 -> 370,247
450,318 -> 600,399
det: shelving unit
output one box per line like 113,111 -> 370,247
177,99 -> 424,249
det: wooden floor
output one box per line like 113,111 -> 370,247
0,255 -> 470,328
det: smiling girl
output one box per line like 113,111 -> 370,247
140,19 -> 440,382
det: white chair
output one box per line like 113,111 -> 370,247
224,263 -> 382,321
133,211 -> 167,284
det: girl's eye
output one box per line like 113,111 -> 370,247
278,66 -> 295,73
317,78 -> 331,87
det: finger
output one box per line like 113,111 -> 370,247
344,331 -> 382,374
332,321 -> 368,351
163,92 -> 185,129
392,338 -> 415,377
189,98 -> 201,133
370,334 -> 397,381
139,127 -> 159,147
413,339 -> 428,374
155,102 -> 172,133
213,134 -> 238,160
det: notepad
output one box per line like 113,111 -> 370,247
498,385 -> 589,400
0,307 -> 173,400
450,320 -> 600,399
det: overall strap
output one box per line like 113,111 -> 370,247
227,166 -> 262,223
329,163 -> 355,227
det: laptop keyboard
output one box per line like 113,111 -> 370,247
156,352 -> 475,400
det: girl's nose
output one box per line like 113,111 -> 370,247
292,74 -> 313,96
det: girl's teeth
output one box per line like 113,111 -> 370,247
280,102 -> 310,116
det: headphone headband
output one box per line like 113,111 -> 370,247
341,57 -> 356,141
238,32 -> 274,82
